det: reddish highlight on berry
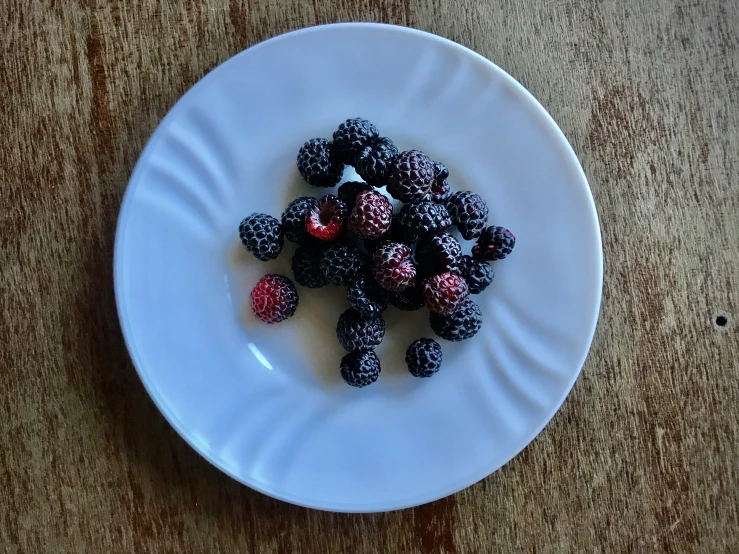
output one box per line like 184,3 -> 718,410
306,195 -> 348,241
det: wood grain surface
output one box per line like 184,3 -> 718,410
2,1 -> 738,552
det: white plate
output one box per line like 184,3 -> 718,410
115,23 -> 602,512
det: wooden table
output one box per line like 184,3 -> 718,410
2,1 -> 737,552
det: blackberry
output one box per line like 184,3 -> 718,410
459,255 -> 494,294
349,190 -> 393,239
354,137 -> 399,186
332,118 -> 379,164
372,242 -> 416,292
430,299 -> 483,342
292,246 -> 327,288
336,308 -> 386,352
347,273 -> 388,318
340,350 -> 381,387
406,338 -> 443,378
282,196 -> 319,245
415,233 -> 462,277
297,138 -> 344,188
472,226 -> 516,261
388,285 -> 425,311
238,213 -> 284,261
320,242 -> 366,285
387,150 -> 435,203
445,191 -> 489,240
338,181 -> 372,208
395,201 -> 452,243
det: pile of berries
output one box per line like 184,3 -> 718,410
239,118 -> 515,387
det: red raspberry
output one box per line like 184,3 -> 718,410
306,195 -> 348,241
372,242 -> 416,292
250,274 -> 299,324
349,190 -> 393,239
422,272 -> 469,314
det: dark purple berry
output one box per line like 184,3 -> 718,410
395,201 -> 452,243
320,242 -> 366,285
406,338 -> 443,377
445,191 -> 489,240
333,118 -> 379,164
297,138 -> 343,188
430,299 -> 483,342
239,213 -> 283,261
387,150 -> 435,202
340,350 -> 381,387
459,255 -> 494,294
336,308 -> 385,352
415,233 -> 463,277
347,273 -> 388,318
472,226 -> 516,261
354,137 -> 399,186
292,246 -> 328,288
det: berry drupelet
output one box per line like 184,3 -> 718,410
406,338 -> 443,378
336,308 -> 386,352
340,350 -> 381,387
297,138 -> 343,188
472,226 -> 516,261
239,213 -> 284,261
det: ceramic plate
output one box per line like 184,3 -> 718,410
114,23 -> 602,512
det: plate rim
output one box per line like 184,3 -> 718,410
114,22 -> 604,512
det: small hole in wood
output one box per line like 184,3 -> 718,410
715,315 -> 727,327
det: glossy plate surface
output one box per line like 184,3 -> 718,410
114,23 -> 603,512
